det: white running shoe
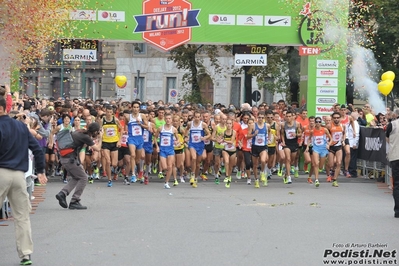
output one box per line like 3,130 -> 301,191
164,183 -> 171,189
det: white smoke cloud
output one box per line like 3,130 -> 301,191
350,44 -> 385,114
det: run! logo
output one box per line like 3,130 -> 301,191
133,0 -> 200,51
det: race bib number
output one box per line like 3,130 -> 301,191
314,136 -> 324,145
191,132 -> 201,143
106,128 -> 116,137
225,143 -> 235,151
132,125 -> 142,136
161,135 -> 171,146
255,134 -> 266,146
286,128 -> 296,140
332,132 -> 342,142
143,130 -> 149,142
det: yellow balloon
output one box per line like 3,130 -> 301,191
115,75 -> 127,88
378,80 -> 394,96
381,71 -> 395,81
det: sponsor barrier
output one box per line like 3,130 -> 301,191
357,127 -> 390,185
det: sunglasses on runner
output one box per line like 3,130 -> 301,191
315,120 -> 322,123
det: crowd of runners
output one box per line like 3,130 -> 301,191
5,91 -> 391,190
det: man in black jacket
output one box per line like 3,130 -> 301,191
0,96 -> 47,265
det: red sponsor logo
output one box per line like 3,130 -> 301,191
320,70 -> 334,76
134,0 -> 200,51
316,106 -> 333,112
299,46 -> 321,56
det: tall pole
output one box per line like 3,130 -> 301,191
137,70 -> 140,101
82,61 -> 86,98
60,54 -> 64,98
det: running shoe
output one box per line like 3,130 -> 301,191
236,170 -> 242,180
345,171 -> 351,178
208,167 -> 213,175
124,178 -> 130,185
290,166 -> 295,175
158,172 -> 164,179
283,176 -> 288,184
189,176 -> 195,185
152,163 -> 158,174
138,171 -> 144,180
254,180 -> 260,188
113,173 -> 118,181
63,179 -> 68,184
294,169 -> 299,178
277,169 -> 283,177
192,178 -> 198,188
221,165 -> 226,174
287,176 -> 292,184
263,177 -> 268,187
315,180 -> 320,187
225,177 -> 231,188
215,177 -> 220,185
260,172 -> 266,183
164,183 -> 171,189
180,176 -> 185,183
247,178 -> 251,185
241,171 -> 246,179
332,180 -> 339,187
107,180 -> 113,187
200,173 -> 208,181
130,175 -> 137,183
267,173 -> 272,180
20,256 -> 32,265
307,177 -> 313,184
173,179 -> 179,186
88,177 -> 94,184
93,168 -> 100,179
144,174 -> 149,185
326,176 -> 332,182
304,170 -> 309,174
223,177 -> 229,183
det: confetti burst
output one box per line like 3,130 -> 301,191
0,0 -> 90,71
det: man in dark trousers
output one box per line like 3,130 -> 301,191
0,96 -> 47,265
386,108 -> 399,218
53,122 -> 103,210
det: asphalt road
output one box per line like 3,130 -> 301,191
1,174 -> 398,266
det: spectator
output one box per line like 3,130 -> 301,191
386,108 -> 399,218
363,104 -> 375,127
356,107 -> 367,126
0,96 -> 48,265
348,111 -> 360,177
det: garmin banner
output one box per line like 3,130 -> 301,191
358,127 -> 388,164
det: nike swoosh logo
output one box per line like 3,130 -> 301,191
268,18 -> 286,25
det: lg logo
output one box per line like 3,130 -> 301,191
212,16 -> 228,22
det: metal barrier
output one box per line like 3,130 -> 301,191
357,159 -> 390,187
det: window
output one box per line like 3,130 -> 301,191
166,77 -> 177,103
230,77 -> 241,107
133,43 -> 147,55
